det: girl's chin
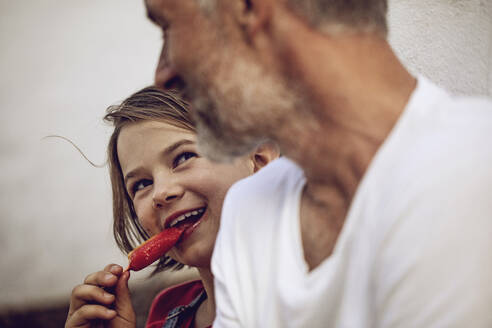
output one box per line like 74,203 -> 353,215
170,248 -> 213,269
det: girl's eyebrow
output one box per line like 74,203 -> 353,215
163,139 -> 194,156
123,139 -> 194,184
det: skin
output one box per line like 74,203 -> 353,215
145,0 -> 416,270
148,0 -> 295,162
65,120 -> 278,328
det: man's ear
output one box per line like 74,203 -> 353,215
250,140 -> 280,172
236,0 -> 274,37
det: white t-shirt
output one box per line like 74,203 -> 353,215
212,77 -> 492,328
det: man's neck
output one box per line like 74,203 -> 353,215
281,29 -> 416,197
273,28 -> 416,269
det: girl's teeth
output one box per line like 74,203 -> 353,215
170,208 -> 205,228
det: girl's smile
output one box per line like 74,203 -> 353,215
164,206 -> 207,244
164,206 -> 206,229
176,208 -> 208,247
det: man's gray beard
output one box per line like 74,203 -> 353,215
184,48 -> 307,163
191,94 -> 262,163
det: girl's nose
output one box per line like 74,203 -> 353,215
152,181 -> 184,209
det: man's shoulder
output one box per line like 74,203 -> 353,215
357,79 -> 492,246
414,76 -> 492,121
372,77 -> 492,196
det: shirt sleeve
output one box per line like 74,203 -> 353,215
373,163 -> 492,327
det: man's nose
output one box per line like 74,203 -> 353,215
155,45 -> 184,91
152,180 -> 184,209
155,62 -> 178,90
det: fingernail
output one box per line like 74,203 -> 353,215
104,273 -> 114,281
110,265 -> 120,274
103,292 -> 113,299
106,309 -> 116,316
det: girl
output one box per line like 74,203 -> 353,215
65,86 -> 279,328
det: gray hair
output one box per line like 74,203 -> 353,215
196,0 -> 387,35
286,0 -> 388,36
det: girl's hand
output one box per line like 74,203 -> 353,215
65,264 -> 136,328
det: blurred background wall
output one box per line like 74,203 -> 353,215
0,0 -> 491,327
0,1 -> 198,327
389,0 -> 492,96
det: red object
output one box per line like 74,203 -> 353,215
126,225 -> 188,271
146,280 -> 211,328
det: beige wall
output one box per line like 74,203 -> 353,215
0,0 -> 165,309
1,0 -> 491,310
388,0 -> 492,96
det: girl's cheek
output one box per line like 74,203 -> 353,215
140,217 -> 156,236
134,204 -> 153,235
140,220 -> 152,236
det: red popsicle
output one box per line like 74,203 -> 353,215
125,224 -> 189,272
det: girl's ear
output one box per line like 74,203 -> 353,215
250,140 -> 280,172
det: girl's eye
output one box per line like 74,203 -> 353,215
132,179 -> 152,196
173,152 -> 197,168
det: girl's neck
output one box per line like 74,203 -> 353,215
194,267 -> 215,328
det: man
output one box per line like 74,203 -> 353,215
145,0 -> 492,326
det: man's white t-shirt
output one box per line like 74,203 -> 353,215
212,77 -> 492,327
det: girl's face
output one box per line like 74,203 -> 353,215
117,120 -> 254,268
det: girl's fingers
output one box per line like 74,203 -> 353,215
83,264 -> 124,288
104,263 -> 123,275
67,304 -> 116,327
70,284 -> 115,312
66,264 -> 128,328
84,270 -> 118,288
